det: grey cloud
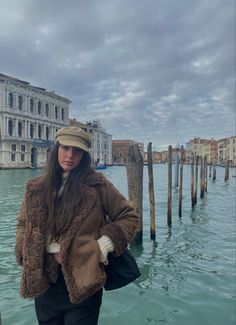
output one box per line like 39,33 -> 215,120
0,0 -> 235,149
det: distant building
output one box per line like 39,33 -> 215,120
112,140 -> 144,164
70,118 -> 112,165
225,136 -> 236,166
153,151 -> 162,163
186,136 -> 235,166
186,137 -> 217,163
217,138 -> 227,163
0,73 -> 70,169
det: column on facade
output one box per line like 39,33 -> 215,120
35,122 -> 39,139
6,116 -> 9,135
43,124 -> 46,140
4,89 -> 7,106
27,121 -> 30,138
14,93 -> 17,110
15,118 -> 18,136
24,120 -> 28,138
2,116 -> 5,135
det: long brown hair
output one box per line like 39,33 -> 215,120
45,143 -> 94,238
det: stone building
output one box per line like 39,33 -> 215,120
112,140 -> 144,164
186,137 -> 217,163
218,136 -> 236,166
0,73 -> 70,169
70,118 -> 112,165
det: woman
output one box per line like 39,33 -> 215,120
15,126 -> 138,325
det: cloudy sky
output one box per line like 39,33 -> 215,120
0,0 -> 235,150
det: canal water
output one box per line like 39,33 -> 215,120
0,165 -> 235,325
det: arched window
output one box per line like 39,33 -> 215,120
8,93 -> 14,108
18,121 -> 22,137
45,103 -> 49,116
38,125 -> 42,139
30,99 -> 34,113
38,101 -> 41,115
46,126 -> 49,140
8,120 -> 13,136
18,95 -> 23,110
55,106 -> 58,119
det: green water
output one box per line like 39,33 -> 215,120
0,165 -> 235,325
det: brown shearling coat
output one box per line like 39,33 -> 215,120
15,172 -> 138,304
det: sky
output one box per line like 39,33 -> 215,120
0,0 -> 235,151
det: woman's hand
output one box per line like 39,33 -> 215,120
97,235 -> 114,265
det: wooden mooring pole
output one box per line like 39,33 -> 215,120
167,145 -> 172,226
174,151 -> 179,188
200,156 -> 205,198
212,162 -> 216,181
147,142 -> 156,241
209,159 -> 212,178
126,144 -> 143,245
204,156 -> 208,192
191,153 -> 195,209
178,145 -> 184,218
225,159 -> 229,182
194,155 -> 199,204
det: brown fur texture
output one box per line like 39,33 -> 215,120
15,172 -> 138,303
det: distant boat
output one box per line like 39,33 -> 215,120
95,164 -> 107,170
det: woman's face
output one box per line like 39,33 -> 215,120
58,144 -> 84,172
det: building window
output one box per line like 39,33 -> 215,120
61,108 -> 64,120
21,144 -> 25,152
45,103 -> 49,116
55,106 -> 58,119
11,153 -> 16,161
30,98 -> 34,113
38,125 -> 42,139
18,121 -> 22,137
21,154 -> 25,162
46,126 -> 49,140
30,123 -> 34,138
8,120 -> 13,136
11,144 -> 16,151
18,95 -> 23,110
8,93 -> 14,108
38,101 -> 42,114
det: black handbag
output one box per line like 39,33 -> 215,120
95,185 -> 141,291
104,248 -> 141,291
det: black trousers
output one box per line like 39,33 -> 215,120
35,268 -> 103,325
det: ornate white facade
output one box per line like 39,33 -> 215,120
70,119 -> 113,165
0,73 -> 70,168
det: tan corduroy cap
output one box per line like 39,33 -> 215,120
55,127 -> 91,152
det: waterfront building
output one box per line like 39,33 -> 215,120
225,136 -> 236,166
70,118 -> 112,165
186,137 -> 217,163
112,140 -> 144,164
0,73 -> 70,169
153,151 -> 162,163
217,136 -> 236,166
217,138 -> 227,164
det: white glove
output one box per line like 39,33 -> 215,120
97,235 -> 114,264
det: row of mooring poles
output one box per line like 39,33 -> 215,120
126,143 -> 231,245
191,154 -> 211,209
